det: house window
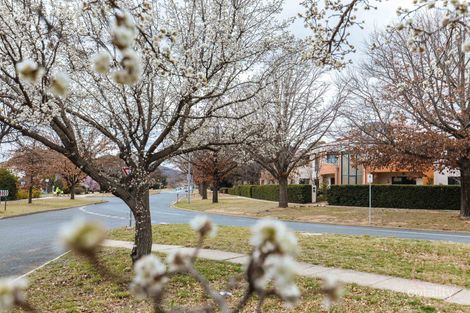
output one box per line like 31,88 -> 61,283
340,153 -> 363,185
448,176 -> 461,185
326,154 -> 338,164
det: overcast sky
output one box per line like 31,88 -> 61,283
282,0 -> 412,61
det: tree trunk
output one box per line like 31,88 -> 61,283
212,179 -> 219,203
130,189 -> 152,263
28,176 -> 33,204
201,182 -> 208,200
278,176 -> 288,208
459,159 -> 470,218
70,181 -> 75,200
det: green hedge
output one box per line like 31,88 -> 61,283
0,169 -> 18,200
327,185 -> 460,210
229,184 -> 312,204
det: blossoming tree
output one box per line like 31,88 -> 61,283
242,48 -> 345,208
341,12 -> 470,217
0,0 -> 288,261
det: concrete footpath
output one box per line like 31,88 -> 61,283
103,239 -> 470,306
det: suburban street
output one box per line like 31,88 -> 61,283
2,191 -> 470,277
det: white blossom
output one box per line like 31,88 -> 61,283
112,26 -> 136,50
92,52 -> 111,74
16,60 -> 44,84
0,277 -> 28,311
50,72 -> 71,97
166,249 -> 191,271
59,219 -> 106,253
130,254 -> 168,298
250,219 -> 297,255
463,41 -> 470,53
321,275 -> 343,311
190,215 -> 217,238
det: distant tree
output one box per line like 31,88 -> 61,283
49,152 -> 87,200
6,143 -> 51,203
0,168 -> 18,201
191,149 -> 238,203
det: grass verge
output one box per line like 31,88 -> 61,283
109,224 -> 470,288
14,248 -> 470,312
174,195 -> 470,232
0,197 -> 106,218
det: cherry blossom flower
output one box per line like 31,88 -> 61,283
190,215 -> 217,238
321,275 -> 343,311
250,219 -> 298,255
166,249 -> 191,272
92,53 -> 111,74
130,254 -> 168,298
50,72 -> 71,97
0,277 -> 28,311
59,219 -> 106,253
16,60 -> 44,84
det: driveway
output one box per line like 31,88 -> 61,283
1,191 -> 470,277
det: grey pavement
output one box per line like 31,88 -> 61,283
102,239 -> 470,306
2,191 -> 470,277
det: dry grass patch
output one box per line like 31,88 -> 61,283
14,248 -> 470,313
0,197 -> 106,218
174,195 -> 470,232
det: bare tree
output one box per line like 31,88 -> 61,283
342,12 -> 470,217
242,49 -> 345,208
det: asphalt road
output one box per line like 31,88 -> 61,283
2,191 -> 470,277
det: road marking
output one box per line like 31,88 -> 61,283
15,251 -> 70,281
79,206 -> 184,220
78,206 -> 126,220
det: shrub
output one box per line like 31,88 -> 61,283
327,185 -> 460,210
231,184 -> 312,204
228,186 -> 240,196
0,169 -> 18,200
16,188 -> 41,200
239,185 -> 253,198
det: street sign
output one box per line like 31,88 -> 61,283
0,190 -> 8,212
122,167 -> 131,176
367,174 -> 373,184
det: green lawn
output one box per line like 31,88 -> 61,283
174,195 -> 470,232
0,197 -> 106,218
14,248 -> 470,312
109,224 -> 470,287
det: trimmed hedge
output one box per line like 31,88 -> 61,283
229,184 -> 312,204
327,185 -> 460,210
0,169 -> 18,200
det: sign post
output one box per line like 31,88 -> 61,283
0,190 -> 9,212
367,174 -> 373,224
312,185 -> 317,203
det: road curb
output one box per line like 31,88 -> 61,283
14,251 -> 70,281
